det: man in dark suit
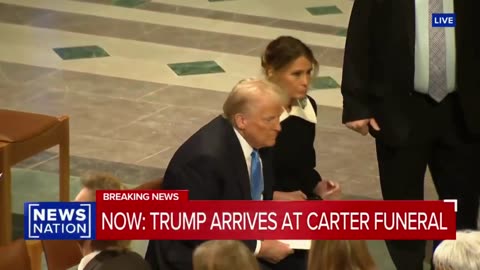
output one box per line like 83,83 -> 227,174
341,1 -> 479,269
145,78 -> 294,270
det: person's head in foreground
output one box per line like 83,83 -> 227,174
223,78 -> 285,149
75,172 -> 126,202
433,230 -> 480,270
193,240 -> 260,270
74,172 -> 131,256
262,36 -> 318,104
308,240 -> 376,270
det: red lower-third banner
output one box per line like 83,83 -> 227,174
94,191 -> 456,240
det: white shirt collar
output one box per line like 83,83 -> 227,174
233,127 -> 254,166
233,127 -> 263,200
78,250 -> 101,270
280,97 -> 317,124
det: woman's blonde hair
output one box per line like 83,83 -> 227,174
193,240 -> 260,270
308,240 -> 376,270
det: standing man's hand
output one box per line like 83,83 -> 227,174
345,118 -> 380,135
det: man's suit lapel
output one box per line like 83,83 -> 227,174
230,144 -> 251,199
220,117 -> 251,199
454,0 -> 470,51
395,0 -> 415,57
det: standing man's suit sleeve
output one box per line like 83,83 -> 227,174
341,0 -> 375,123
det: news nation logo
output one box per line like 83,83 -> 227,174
24,202 -> 96,240
432,13 -> 456,27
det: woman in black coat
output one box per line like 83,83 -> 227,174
261,36 -> 341,201
259,36 -> 343,270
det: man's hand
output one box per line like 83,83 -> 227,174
257,240 -> 293,264
273,191 -> 307,201
314,180 -> 341,200
345,118 -> 380,135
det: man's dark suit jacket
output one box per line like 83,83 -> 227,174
84,250 -> 151,270
144,116 -> 274,270
341,0 -> 480,146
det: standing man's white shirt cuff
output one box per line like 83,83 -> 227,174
254,240 -> 262,255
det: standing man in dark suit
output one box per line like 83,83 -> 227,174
341,1 -> 479,269
145,78 -> 293,270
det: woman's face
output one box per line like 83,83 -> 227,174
270,56 -> 313,100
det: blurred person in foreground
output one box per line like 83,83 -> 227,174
433,230 -> 480,270
308,240 -> 376,270
75,173 -> 151,270
193,240 -> 261,270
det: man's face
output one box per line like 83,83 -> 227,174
238,94 -> 283,149
74,187 -> 94,202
